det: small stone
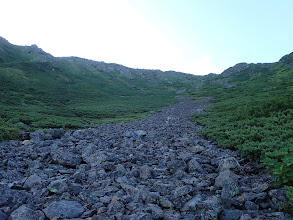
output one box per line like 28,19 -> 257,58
163,210 -> 181,220
188,157 -> 205,173
135,213 -> 152,220
159,196 -> 174,208
111,196 -> 119,203
219,209 -> 243,220
167,159 -> 187,173
145,192 -> 160,204
174,185 -> 193,197
145,204 -> 163,219
189,145 -> 205,153
22,140 -> 31,146
100,196 -> 111,204
81,209 -> 97,218
135,130 -> 147,136
252,183 -> 269,193
107,201 -> 125,215
47,179 -> 68,195
181,194 -> 202,212
245,201 -> 259,210
140,165 -> 153,180
239,214 -> 252,220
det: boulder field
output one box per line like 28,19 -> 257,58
0,99 -> 292,219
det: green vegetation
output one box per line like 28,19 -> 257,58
190,53 -> 293,212
283,186 -> 293,213
0,37 -> 199,140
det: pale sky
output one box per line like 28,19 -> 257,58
1,0 -> 293,75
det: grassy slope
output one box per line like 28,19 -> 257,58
0,38 -> 200,140
190,53 -> 293,211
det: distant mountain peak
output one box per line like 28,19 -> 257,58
279,52 -> 293,67
0,36 -> 9,43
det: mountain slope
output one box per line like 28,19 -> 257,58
0,37 -> 201,140
191,52 -> 293,204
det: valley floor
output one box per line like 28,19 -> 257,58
0,98 -> 292,219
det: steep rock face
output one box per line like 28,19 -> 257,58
0,98 -> 291,219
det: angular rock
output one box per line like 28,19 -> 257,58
239,214 -> 252,220
140,165 -> 153,180
163,210 -> 181,220
145,204 -> 163,219
188,157 -> 205,173
30,130 -> 45,142
107,201 -> 125,215
159,196 -> 174,208
0,211 -> 7,220
219,209 -> 243,220
9,205 -> 45,220
167,159 -> 187,173
43,200 -> 84,219
23,174 -> 42,189
189,145 -> 205,153
47,179 -> 68,195
52,152 -> 81,168
181,194 -> 202,212
0,184 -> 31,208
221,181 -> 240,198
174,185 -> 193,197
135,130 -> 147,136
245,201 -> 259,210
215,170 -> 238,189
199,198 -> 223,220
218,157 -> 240,173
22,140 -> 31,146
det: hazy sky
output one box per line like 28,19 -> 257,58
1,0 -> 293,75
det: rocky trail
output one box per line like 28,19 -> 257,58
0,98 -> 292,220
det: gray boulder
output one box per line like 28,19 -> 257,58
218,157 -> 240,173
214,170 -> 238,189
51,151 -> 81,168
23,174 -> 42,189
9,205 -> 45,220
